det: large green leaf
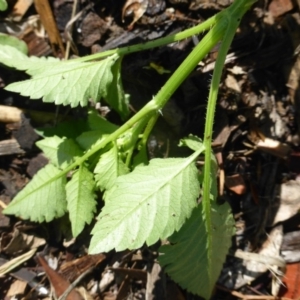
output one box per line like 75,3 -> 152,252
94,145 -> 129,192
66,165 -> 97,237
3,164 -> 67,222
89,156 -> 200,253
4,54 -> 119,107
159,202 -> 234,299
36,136 -> 83,169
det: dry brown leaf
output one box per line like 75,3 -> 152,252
122,0 -> 148,28
225,174 -> 247,195
1,228 -> 45,255
7,279 -> 27,297
37,255 -> 84,300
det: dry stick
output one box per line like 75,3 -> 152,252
34,0 -> 65,56
64,2 -> 95,58
57,267 -> 94,300
64,0 -> 78,58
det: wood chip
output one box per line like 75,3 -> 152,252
0,139 -> 24,156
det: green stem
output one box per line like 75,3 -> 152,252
201,0 -> 257,257
202,0 -> 257,205
50,0 -> 257,188
59,12 -> 230,176
124,117 -> 150,167
139,113 -> 159,151
75,13 -> 220,62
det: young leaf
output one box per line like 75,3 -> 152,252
36,136 -> 83,169
94,145 -> 129,192
89,156 -> 200,254
180,135 -> 204,152
105,57 -> 130,120
159,202 -> 234,299
76,131 -> 107,150
87,110 -> 119,132
66,165 -> 97,237
5,54 -> 119,107
3,164 -> 67,222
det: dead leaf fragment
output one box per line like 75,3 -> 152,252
225,174 -> 247,195
273,180 -> 300,224
7,279 -> 27,297
269,0 -> 294,18
122,0 -> 148,28
1,228 -> 46,255
256,137 -> 291,159
37,255 -> 84,300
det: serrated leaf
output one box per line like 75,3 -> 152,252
89,156 -> 200,254
5,55 -> 119,107
3,164 -> 67,222
66,165 -> 97,237
0,44 -> 59,75
159,202 -> 234,299
94,145 -> 129,191
36,136 -> 83,168
105,57 -> 129,119
87,109 -> 119,132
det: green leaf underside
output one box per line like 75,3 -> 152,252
159,202 -> 234,299
5,55 -> 118,107
3,164 -> 67,222
89,156 -> 200,254
36,136 -> 83,169
94,145 -> 129,192
66,166 -> 97,237
0,45 -> 58,74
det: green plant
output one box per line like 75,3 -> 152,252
0,0 -> 7,11
1,0 -> 256,298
